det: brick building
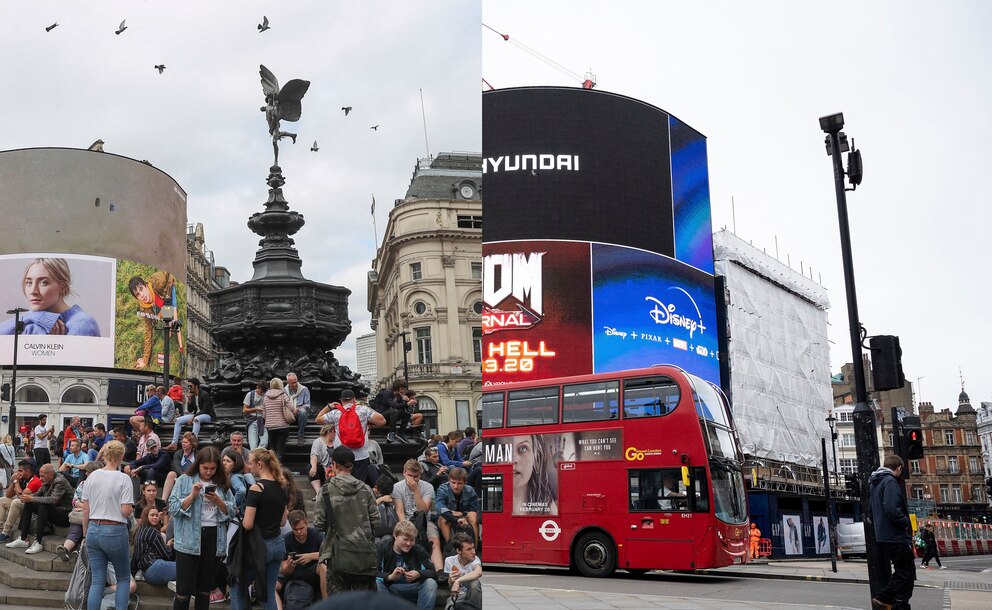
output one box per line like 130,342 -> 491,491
901,391 -> 987,520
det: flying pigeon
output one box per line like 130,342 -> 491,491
370,125 -> 379,131
258,16 -> 270,32
45,23 -> 58,32
154,65 -> 166,74
342,107 -> 352,116
88,140 -> 105,152
311,141 -> 319,152
115,20 -> 127,35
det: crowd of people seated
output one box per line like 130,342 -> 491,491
0,376 -> 483,610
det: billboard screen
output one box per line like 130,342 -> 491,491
0,253 -> 186,375
482,87 -> 717,386
0,148 -> 188,373
483,241 -> 719,386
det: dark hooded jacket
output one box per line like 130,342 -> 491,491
869,466 -> 911,544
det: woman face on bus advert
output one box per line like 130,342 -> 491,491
513,437 -> 535,492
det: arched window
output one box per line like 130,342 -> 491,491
14,385 -> 49,403
416,396 -> 439,438
62,385 -> 97,404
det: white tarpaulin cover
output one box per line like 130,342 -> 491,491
713,230 -> 832,467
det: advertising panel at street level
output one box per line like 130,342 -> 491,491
483,240 -> 719,387
0,253 -> 186,375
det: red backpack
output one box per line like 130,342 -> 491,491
336,403 -> 366,449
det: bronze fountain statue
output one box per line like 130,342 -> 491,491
260,64 -> 310,167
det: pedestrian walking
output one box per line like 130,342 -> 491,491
919,522 -> 943,569
80,440 -> 134,610
869,455 -> 915,610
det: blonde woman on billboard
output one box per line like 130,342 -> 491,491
0,258 -> 100,336
127,271 -> 184,369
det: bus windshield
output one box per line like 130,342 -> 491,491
711,460 -> 748,524
689,376 -> 737,461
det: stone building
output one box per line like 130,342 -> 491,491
978,401 -> 992,505
185,223 -> 231,382
368,153 -> 482,436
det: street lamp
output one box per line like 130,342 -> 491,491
397,330 -> 411,381
5,307 -> 27,439
160,299 -> 176,391
820,111 -> 884,597
826,412 -> 840,569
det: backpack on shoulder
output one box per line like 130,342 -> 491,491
322,485 -> 378,575
336,404 -> 365,449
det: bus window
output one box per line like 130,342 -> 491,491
628,469 -> 689,512
711,463 -> 748,524
482,474 -> 504,513
690,467 -> 710,513
563,380 -> 619,423
507,387 -> 560,427
622,376 -> 680,419
482,392 -> 505,429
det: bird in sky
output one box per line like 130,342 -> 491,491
88,139 -> 105,152
370,125 -> 379,131
311,141 -> 319,152
45,23 -> 58,32
154,65 -> 166,74
115,20 -> 127,35
342,106 -> 352,116
258,16 -> 270,32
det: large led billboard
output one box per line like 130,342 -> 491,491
0,148 -> 188,373
483,241 -> 719,386
0,254 -> 186,376
482,87 -> 716,386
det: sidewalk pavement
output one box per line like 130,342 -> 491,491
484,559 -> 992,609
483,584 -> 861,610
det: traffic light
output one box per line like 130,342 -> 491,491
903,415 -> 924,460
0,383 -> 9,401
845,475 -> 861,498
870,335 -> 905,391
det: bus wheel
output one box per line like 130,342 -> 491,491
574,532 -> 616,578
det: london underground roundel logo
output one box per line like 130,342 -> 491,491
539,519 -> 562,541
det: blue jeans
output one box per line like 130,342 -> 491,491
87,522 -> 131,610
247,421 -> 268,450
231,535 -> 285,610
171,414 -> 212,445
143,558 -> 176,586
377,578 -> 438,610
296,406 -> 310,437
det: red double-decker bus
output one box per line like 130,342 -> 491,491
480,365 -> 749,577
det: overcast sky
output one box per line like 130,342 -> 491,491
1,1 -> 481,370
483,0 -> 991,413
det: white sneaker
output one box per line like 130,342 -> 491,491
25,541 -> 43,554
5,538 -> 29,549
134,570 -> 145,581
939,566 -> 947,569
167,581 -> 177,593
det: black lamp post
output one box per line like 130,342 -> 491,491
826,412 -> 840,568
160,299 -> 176,391
5,307 -> 27,439
398,330 -> 411,381
820,111 -> 884,596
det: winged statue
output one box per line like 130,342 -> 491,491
260,65 -> 311,166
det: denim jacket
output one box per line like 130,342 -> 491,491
168,473 -> 235,556
435,481 -> 480,519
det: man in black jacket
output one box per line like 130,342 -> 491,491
869,455 -> 914,610
11,464 -> 72,554
375,519 -> 437,610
